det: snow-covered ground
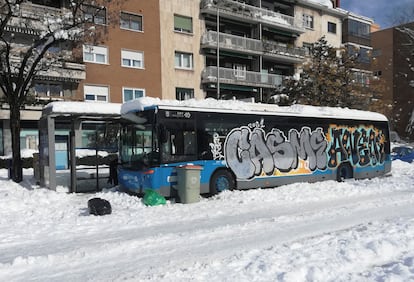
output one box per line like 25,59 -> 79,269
0,160 -> 413,281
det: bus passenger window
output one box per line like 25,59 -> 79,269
170,130 -> 195,155
183,131 -> 196,155
171,133 -> 181,154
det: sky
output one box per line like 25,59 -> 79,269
341,0 -> 414,29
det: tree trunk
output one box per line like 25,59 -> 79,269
9,104 -> 23,182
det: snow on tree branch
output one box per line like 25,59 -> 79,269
396,27 -> 414,44
0,0 -> 115,182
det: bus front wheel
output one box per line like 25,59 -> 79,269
210,169 -> 236,195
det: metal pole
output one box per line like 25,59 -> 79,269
70,119 -> 77,193
259,22 -> 263,102
95,130 -> 99,191
216,4 -> 220,99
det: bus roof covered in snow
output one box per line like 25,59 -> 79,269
121,97 -> 388,122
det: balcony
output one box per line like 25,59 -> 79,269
200,0 -> 305,34
201,31 -> 305,63
202,66 -> 284,89
7,2 -> 68,34
9,55 -> 85,82
343,33 -> 371,47
19,2 -> 63,20
37,62 -> 86,82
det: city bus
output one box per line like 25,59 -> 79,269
118,97 -> 391,197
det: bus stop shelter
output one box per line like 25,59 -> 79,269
39,101 -> 121,192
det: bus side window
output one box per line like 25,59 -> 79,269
198,130 -> 213,159
171,133 -> 181,155
183,131 -> 196,155
170,130 -> 196,155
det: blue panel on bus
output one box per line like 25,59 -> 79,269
118,160 -> 227,193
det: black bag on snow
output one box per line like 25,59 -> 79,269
88,198 -> 112,216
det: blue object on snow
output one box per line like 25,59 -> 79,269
391,146 -> 414,163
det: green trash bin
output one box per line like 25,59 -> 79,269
176,165 -> 203,204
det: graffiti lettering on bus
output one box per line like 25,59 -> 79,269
222,122 -> 387,180
327,125 -> 386,168
224,123 -> 327,180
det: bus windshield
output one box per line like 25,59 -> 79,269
120,110 -> 158,170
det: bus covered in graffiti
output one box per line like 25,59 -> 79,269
118,97 -> 391,197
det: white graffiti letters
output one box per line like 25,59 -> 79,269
225,127 -> 256,179
225,125 -> 328,179
266,129 -> 295,172
209,133 -> 225,160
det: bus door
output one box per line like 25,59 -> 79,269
158,118 -> 197,191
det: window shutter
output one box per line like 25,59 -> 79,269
174,15 -> 192,32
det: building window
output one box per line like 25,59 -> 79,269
120,12 -> 143,31
34,82 -> 63,97
83,5 -> 107,25
83,45 -> 108,64
372,48 -> 382,58
354,72 -> 370,86
348,19 -> 370,39
233,64 -> 246,79
174,14 -> 193,33
303,42 -> 313,56
374,70 -> 382,77
175,52 -> 193,70
20,129 -> 39,150
328,22 -> 337,34
123,87 -> 145,102
121,50 -> 144,68
0,127 -> 3,156
84,85 -> 109,102
348,45 -> 371,64
176,88 -> 194,100
357,47 -> 371,64
32,0 -> 60,8
302,14 -> 314,29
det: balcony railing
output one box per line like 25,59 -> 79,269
201,31 -> 306,63
6,2 -> 71,34
19,2 -> 63,20
9,55 -> 85,82
37,62 -> 86,82
202,66 -> 284,89
200,0 -> 305,34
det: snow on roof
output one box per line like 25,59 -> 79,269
42,101 -> 121,117
308,0 -> 333,8
121,97 -> 388,122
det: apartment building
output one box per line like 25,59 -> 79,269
0,0 -> 86,155
0,0 -> 163,155
341,11 -> 374,109
296,0 -> 345,50
372,22 -> 414,139
84,0 -> 353,104
77,0 -> 162,103
159,0 -> 205,100
0,0 -> 381,156
198,0 -> 307,102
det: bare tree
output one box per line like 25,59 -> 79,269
388,5 -> 414,27
0,0 -> 109,182
395,24 -> 414,139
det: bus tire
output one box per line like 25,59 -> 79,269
210,169 -> 235,195
336,162 -> 353,182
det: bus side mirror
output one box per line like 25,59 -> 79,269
159,125 -> 168,143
